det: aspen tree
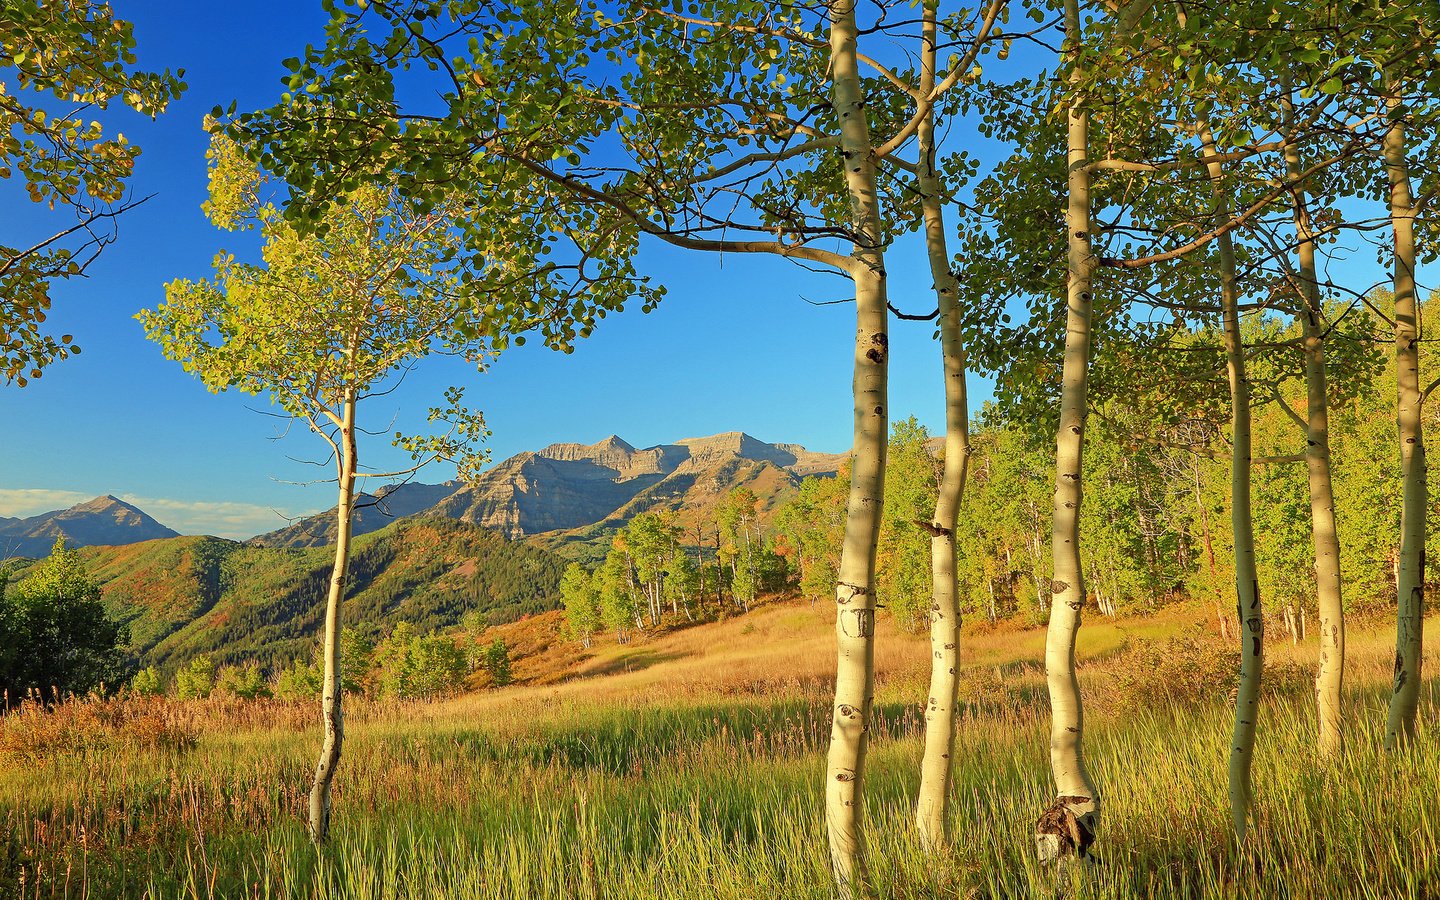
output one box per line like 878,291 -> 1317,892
1197,128 -> 1263,845
1279,74 -> 1345,759
1,1 -> 184,384
820,7 -> 889,892
1034,0 -> 1101,862
141,141 -> 496,843
913,2 -> 971,850
222,1 -> 1001,889
1383,75 -> 1425,750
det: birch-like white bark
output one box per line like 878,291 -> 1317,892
1037,0 -> 1100,860
1281,83 -> 1345,759
308,388 -> 357,844
1200,130 -> 1262,845
824,1 -> 889,895
914,4 -> 971,852
1383,83 -> 1425,751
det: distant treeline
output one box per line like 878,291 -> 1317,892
562,301 -> 1433,644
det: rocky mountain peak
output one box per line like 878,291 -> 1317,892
1,495 -> 179,560
539,435 -> 636,464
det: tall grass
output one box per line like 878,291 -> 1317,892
2,616 -> 1436,899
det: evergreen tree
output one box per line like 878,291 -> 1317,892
2,537 -> 127,702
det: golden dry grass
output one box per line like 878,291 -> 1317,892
4,597 -> 1438,899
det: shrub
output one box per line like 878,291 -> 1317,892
373,622 -> 467,699
272,659 -> 321,701
1103,632 -> 1238,711
173,655 -> 215,700
0,695 -> 197,764
1100,629 -> 1312,712
483,637 -> 513,687
130,666 -> 165,696
215,663 -> 271,700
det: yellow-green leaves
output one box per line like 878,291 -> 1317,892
139,147 -> 496,468
1,0 -> 185,386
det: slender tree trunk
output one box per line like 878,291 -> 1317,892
1036,0 -> 1099,862
1194,461 -> 1228,638
694,524 -> 707,617
914,5 -> 972,851
309,391 -> 358,845
713,529 -> 724,612
824,1 -> 889,894
1201,129 -> 1262,846
1384,81 -> 1425,751
1281,80 -> 1345,758
1030,521 -> 1049,615
742,522 -> 754,612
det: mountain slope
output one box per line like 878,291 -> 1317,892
53,517 -> 565,675
0,495 -> 180,559
247,432 -> 845,556
248,481 -> 461,548
436,432 -> 843,540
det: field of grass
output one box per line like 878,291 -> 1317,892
3,599 -> 1438,899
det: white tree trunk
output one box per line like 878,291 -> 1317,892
1201,130 -> 1262,846
1037,0 -> 1100,863
1282,103 -> 1346,754
824,1 -> 889,894
309,391 -> 358,844
914,6 -> 972,851
1384,82 -> 1425,751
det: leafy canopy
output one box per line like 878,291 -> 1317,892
1,0 -> 185,385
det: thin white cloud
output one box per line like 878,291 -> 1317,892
0,488 -> 322,540
0,489 -> 93,518
117,495 -> 322,540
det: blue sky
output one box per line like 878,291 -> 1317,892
1,2 -> 992,539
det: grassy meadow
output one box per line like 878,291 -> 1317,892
3,600 -> 1438,899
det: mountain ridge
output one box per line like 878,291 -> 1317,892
250,432 -> 845,552
3,432 -> 845,559
0,495 -> 180,559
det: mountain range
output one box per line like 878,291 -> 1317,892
3,432 -> 842,562
248,432 -> 845,559
1,432 -> 843,671
0,495 -> 179,559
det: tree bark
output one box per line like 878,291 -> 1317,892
824,1 -> 889,894
1037,0 -> 1100,862
1384,82 -> 1425,751
1201,130 -> 1262,846
1281,91 -> 1345,756
914,4 -> 972,852
1193,461 -> 1228,638
309,390 -> 358,844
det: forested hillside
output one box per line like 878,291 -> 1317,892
37,518 -> 565,675
760,301 -> 1433,633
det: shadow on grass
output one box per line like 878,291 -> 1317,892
579,648 -> 689,678
429,696 -> 931,777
